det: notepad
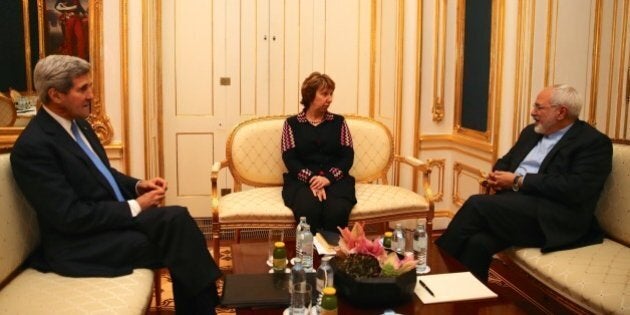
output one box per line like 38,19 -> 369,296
415,272 -> 497,304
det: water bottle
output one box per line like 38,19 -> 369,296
290,257 -> 306,293
300,224 -> 314,271
392,223 -> 405,254
295,216 -> 307,261
413,222 -> 428,273
316,255 -> 334,308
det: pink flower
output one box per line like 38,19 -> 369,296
337,223 -> 386,259
337,222 -> 418,277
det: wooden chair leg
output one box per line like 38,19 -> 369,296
153,268 -> 162,314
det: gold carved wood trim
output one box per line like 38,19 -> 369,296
452,162 -> 486,207
426,158 -> 445,202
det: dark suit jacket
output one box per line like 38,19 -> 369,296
11,109 -> 151,277
493,120 -> 612,252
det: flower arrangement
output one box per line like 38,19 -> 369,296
334,222 -> 417,279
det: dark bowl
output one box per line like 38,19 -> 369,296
330,256 -> 416,308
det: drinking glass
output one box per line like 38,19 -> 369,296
267,229 -> 285,266
290,283 -> 312,315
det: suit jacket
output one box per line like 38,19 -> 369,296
11,109 -> 149,277
494,120 -> 612,252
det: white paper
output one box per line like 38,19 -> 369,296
313,234 -> 337,255
415,272 -> 497,304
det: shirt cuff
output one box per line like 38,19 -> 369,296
128,200 -> 141,217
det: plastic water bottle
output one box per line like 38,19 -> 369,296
290,257 -> 306,293
300,224 -> 314,271
295,216 -> 307,261
392,223 -> 405,254
316,255 -> 334,308
413,222 -> 428,273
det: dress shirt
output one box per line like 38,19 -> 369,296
515,123 -> 573,178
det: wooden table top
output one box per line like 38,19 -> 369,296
228,237 -> 528,315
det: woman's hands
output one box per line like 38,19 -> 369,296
309,175 -> 330,201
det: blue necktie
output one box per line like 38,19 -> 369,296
71,121 -> 125,201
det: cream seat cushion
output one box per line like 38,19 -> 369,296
0,268 -> 154,314
219,183 -> 429,224
508,240 -> 630,315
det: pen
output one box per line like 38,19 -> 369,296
418,279 -> 435,297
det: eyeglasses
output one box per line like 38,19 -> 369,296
532,104 -> 559,112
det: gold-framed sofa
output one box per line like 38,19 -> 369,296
210,115 -> 437,259
494,141 -> 630,314
0,148 -> 155,314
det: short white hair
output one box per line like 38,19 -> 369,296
33,55 -> 91,104
550,84 -> 582,118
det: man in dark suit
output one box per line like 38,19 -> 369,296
11,55 -> 221,314
436,84 -> 613,282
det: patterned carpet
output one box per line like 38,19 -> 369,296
147,246 -> 235,314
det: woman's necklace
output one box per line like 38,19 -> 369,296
306,115 -> 323,126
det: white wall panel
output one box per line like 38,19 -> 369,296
552,0 -> 593,107
325,0 -> 360,114
175,0 -> 214,116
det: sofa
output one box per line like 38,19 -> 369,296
495,142 -> 630,314
210,115 -> 437,259
0,149 -> 155,314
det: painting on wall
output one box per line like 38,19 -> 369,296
42,0 -> 89,60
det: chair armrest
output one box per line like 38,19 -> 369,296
394,155 -> 428,170
395,154 -> 435,235
394,155 -> 432,198
211,160 -> 229,217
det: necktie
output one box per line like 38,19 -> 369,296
71,121 -> 125,201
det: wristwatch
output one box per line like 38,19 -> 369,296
512,175 -> 522,192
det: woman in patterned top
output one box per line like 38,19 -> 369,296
281,72 -> 357,233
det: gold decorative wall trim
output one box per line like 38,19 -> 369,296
369,0 -> 377,118
393,0 -> 404,184
614,0 -> 629,139
513,0 -> 536,143
413,0 -> 423,192
588,0 -> 603,126
427,158 -> 445,202
605,0 -> 620,135
420,134 -> 493,151
84,0 -> 114,144
143,0 -> 164,178
121,0 -> 130,171
452,162 -> 486,207
21,0 -> 33,93
544,0 -> 558,86
434,210 -> 454,219
432,0 -> 446,122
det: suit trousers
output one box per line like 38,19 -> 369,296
435,192 -> 546,282
131,206 -> 221,314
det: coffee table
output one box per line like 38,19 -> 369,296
228,238 -> 528,315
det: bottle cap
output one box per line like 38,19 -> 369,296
322,287 -> 336,295
384,231 -> 393,237
275,241 -> 285,248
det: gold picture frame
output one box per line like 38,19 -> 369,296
0,0 -> 113,149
